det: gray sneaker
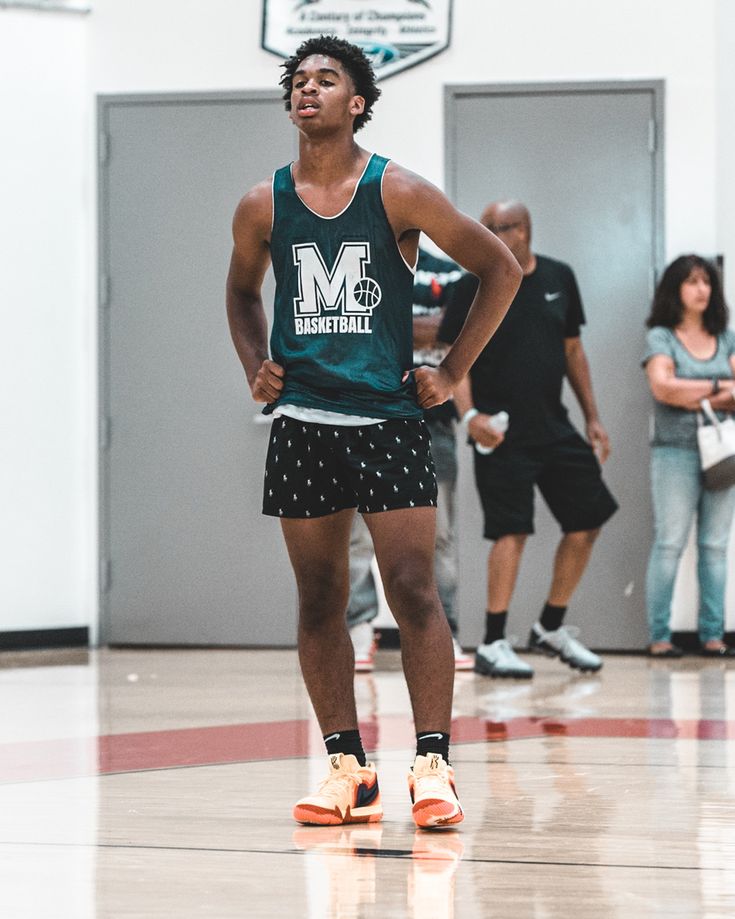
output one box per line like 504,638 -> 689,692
529,623 -> 602,673
474,639 -> 534,679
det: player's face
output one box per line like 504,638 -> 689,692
289,54 -> 365,133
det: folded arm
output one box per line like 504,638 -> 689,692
645,354 -> 735,412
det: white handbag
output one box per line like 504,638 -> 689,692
697,398 -> 735,490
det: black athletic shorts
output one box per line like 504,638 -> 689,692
473,431 -> 618,539
262,415 -> 438,519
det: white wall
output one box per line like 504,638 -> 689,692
670,0 -> 735,633
671,0 -> 735,633
91,0 -> 720,257
0,9 -> 95,635
717,0 -> 735,308
3,0 -> 735,638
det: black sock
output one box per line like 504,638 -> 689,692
484,611 -> 507,645
540,603 -> 567,632
323,729 -> 366,766
416,731 -> 450,764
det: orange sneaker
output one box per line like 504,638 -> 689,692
408,753 -> 464,828
293,753 -> 383,826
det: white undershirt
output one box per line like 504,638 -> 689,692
275,404 -> 385,426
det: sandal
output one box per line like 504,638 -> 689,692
701,643 -> 735,657
647,644 -> 683,658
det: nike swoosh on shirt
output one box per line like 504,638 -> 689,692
544,291 -> 562,302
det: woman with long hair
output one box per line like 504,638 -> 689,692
643,254 -> 735,657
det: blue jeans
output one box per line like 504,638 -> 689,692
346,417 -> 459,633
646,446 -> 735,643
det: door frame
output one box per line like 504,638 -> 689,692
96,90 -> 285,644
444,80 -> 665,272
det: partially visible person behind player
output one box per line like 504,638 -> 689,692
643,255 -> 735,658
226,37 -> 521,827
440,200 -> 617,679
347,248 -> 473,672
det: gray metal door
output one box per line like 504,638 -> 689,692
99,93 -> 298,645
446,83 -> 663,650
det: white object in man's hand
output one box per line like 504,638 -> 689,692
463,409 -> 508,454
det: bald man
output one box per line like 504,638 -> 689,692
439,201 -> 618,678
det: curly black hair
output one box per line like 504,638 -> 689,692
647,254 -> 728,335
280,35 -> 381,133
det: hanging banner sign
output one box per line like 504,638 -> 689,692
262,0 -> 453,80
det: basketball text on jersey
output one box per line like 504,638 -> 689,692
292,241 -> 381,335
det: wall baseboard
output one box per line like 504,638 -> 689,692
0,627 -> 89,652
3,627 -> 731,655
376,628 -> 735,654
377,627 -> 401,649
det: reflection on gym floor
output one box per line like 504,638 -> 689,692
0,649 -> 733,917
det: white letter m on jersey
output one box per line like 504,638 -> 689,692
292,242 -> 379,317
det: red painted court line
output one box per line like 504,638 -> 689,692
1,716 -> 733,784
449,715 -> 735,743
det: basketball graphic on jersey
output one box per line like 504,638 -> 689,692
291,241 -> 383,333
353,276 -> 382,309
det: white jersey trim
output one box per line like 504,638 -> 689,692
274,404 -> 385,426
380,160 -> 417,276
290,154 -> 374,221
270,170 -> 276,235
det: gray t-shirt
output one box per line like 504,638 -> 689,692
642,326 -> 735,449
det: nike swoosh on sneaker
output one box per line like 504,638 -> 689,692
355,780 -> 380,808
422,802 -> 462,826
544,291 -> 562,301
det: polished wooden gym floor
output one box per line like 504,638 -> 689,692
1,647 -> 733,918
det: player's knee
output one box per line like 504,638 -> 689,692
381,563 -> 436,619
296,569 -> 347,625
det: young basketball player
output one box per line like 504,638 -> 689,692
226,35 -> 521,828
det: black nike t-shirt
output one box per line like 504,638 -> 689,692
438,255 -> 585,446
412,249 -> 462,424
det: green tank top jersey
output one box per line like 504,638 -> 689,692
265,153 -> 421,418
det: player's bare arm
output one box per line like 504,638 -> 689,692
382,164 -> 522,408
226,181 -> 285,404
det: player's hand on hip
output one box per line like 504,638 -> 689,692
412,365 -> 454,409
468,414 -> 505,449
251,359 -> 285,403
587,419 -> 611,463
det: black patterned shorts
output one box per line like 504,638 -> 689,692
262,416 -> 438,519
